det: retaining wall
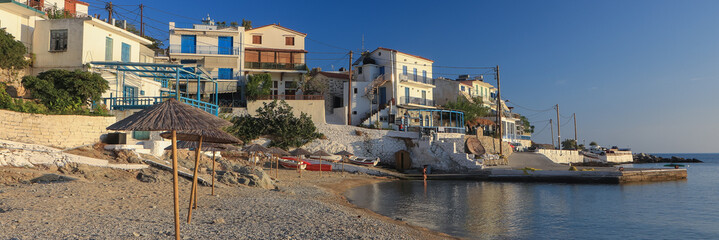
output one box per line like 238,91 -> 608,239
0,109 -> 115,149
537,149 -> 583,163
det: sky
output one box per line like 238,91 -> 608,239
83,0 -> 719,153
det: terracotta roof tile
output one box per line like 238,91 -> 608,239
376,47 -> 434,62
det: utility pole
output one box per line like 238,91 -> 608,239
495,65 -> 502,156
573,113 -> 578,143
347,51 -> 353,125
106,2 -> 113,23
139,4 -> 144,36
550,119 -> 554,147
555,104 -> 560,149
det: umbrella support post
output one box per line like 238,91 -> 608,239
320,158 -> 323,178
211,151 -> 216,196
170,131 -> 181,240
187,136 -> 203,224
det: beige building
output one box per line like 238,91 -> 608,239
243,24 -> 307,97
0,0 -> 47,51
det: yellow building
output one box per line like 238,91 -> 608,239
243,24 -> 307,97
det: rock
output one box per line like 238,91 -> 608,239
212,218 -> 226,224
30,174 -> 76,183
132,232 -> 140,237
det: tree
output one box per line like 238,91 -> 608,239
245,73 -> 272,101
227,100 -> 322,149
22,69 -> 109,112
242,19 -> 252,30
444,96 -> 489,125
519,115 -> 534,134
0,29 -> 30,94
302,74 -> 328,95
561,139 -> 578,150
589,141 -> 598,147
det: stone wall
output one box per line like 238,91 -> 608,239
477,136 -> 514,157
537,149 -> 583,164
0,109 -> 116,149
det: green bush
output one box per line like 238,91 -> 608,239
22,69 -> 109,113
226,100 -> 323,150
245,73 -> 272,101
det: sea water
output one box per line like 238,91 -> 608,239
345,154 -> 719,239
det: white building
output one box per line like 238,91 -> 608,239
168,16 -> 244,102
0,0 -> 47,51
27,0 -> 88,17
243,24 -> 307,98
350,47 -> 437,128
434,77 -> 474,106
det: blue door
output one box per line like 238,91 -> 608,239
121,43 -> 131,62
218,36 -> 233,55
404,87 -> 410,104
218,68 -> 232,79
379,87 -> 386,105
181,35 -> 196,54
379,66 -> 385,75
123,85 -> 137,106
421,90 -> 427,105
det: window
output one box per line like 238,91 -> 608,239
218,36 -> 233,55
357,67 -> 362,74
285,36 -> 294,46
252,35 -> 262,44
354,88 -> 358,94
352,111 -> 357,115
218,68 -> 233,79
273,81 -> 278,88
180,35 -> 196,54
180,60 -> 197,64
413,68 -> 417,81
50,29 -> 68,51
461,86 -> 465,91
121,43 -> 131,62
104,37 -> 113,61
422,70 -> 427,82
402,66 -> 407,75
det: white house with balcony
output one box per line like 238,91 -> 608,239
243,24 -> 307,99
168,16 -> 244,105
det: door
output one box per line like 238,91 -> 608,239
218,36 -> 233,55
378,87 -> 387,105
395,150 -> 411,171
105,37 -> 113,61
379,66 -> 385,75
404,87 -> 410,104
121,43 -> 131,62
181,35 -> 196,54
123,85 -> 137,106
421,90 -> 427,105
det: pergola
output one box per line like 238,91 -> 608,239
403,109 -> 465,134
90,61 -> 220,115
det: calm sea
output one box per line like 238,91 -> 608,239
345,153 -> 719,240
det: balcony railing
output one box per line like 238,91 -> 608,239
399,96 -> 434,106
256,95 -> 324,100
169,44 -> 240,55
245,62 -> 307,71
400,73 -> 434,85
102,96 -> 170,110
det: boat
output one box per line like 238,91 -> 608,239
664,163 -> 685,167
309,155 -> 342,162
349,156 -> 380,166
279,157 -> 307,170
305,163 -> 332,171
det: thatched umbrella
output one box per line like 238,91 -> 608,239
243,144 -> 270,167
160,129 -> 240,223
267,147 -> 289,179
313,150 -> 333,177
106,98 -> 230,240
164,141 -> 239,196
290,148 -> 312,178
335,150 -> 354,173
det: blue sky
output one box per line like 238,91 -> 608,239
85,0 -> 719,153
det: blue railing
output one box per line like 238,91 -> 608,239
180,96 -> 219,115
103,97 -> 171,110
169,44 -> 240,55
400,73 -> 434,85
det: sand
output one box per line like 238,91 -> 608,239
0,164 -> 454,239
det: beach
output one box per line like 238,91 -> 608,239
0,165 -> 453,239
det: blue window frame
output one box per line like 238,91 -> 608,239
121,43 -> 131,62
405,87 -> 410,104
403,66 -> 407,75
461,86 -> 465,91
181,35 -> 196,54
105,37 -> 113,61
218,68 -> 233,79
218,36 -> 233,55
422,70 -> 427,82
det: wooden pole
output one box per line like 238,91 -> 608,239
556,104 -> 561,149
550,119 -> 555,147
573,113 -> 578,143
170,131 -> 181,240
319,158 -> 323,177
275,156 -> 278,179
495,65 -> 502,156
347,51 -> 353,125
187,136 -> 203,224
211,151 -> 216,196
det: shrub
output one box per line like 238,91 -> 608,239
245,73 -> 272,101
227,100 -> 322,150
22,69 -> 109,112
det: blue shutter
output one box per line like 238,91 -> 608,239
181,35 -> 196,54
105,37 -> 113,61
218,68 -> 233,79
422,70 -> 427,82
405,87 -> 410,104
121,43 -> 131,62
218,36 -> 233,55
413,68 -> 417,81
403,66 -> 407,75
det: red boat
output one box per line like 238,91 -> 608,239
281,157 -> 332,171
279,157 -> 308,170
305,163 -> 332,171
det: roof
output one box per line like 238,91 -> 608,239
317,71 -> 349,79
459,81 -> 473,86
247,24 -> 307,36
245,47 -> 307,53
0,0 -> 46,16
375,47 -> 434,63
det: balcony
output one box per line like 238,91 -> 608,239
400,73 -> 434,86
256,95 -> 323,100
245,62 -> 308,71
169,44 -> 240,55
399,96 -> 434,106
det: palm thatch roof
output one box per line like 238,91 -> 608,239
107,98 -> 231,131
159,129 -> 242,144
164,141 -> 239,151
267,147 -> 290,156
243,144 -> 270,153
335,150 -> 353,156
312,149 -> 332,157
289,148 -> 312,156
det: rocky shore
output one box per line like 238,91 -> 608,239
633,153 -> 703,163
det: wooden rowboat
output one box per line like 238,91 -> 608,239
349,156 -> 379,166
